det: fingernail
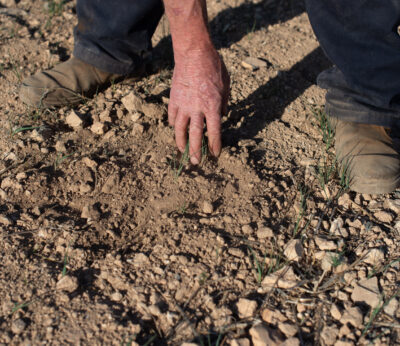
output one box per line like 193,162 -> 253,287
191,157 -> 199,165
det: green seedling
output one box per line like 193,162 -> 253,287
11,300 -> 32,314
199,332 -> 224,346
142,334 -> 157,346
61,245 -> 70,277
313,108 -> 335,152
293,184 -> 309,237
54,152 -> 74,169
11,125 -> 41,136
248,246 -> 284,284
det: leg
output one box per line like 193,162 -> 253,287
20,0 -> 164,107
306,0 -> 400,193
74,0 -> 164,75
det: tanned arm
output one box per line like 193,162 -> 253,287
163,0 -> 230,164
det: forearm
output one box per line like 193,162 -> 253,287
163,0 -> 214,57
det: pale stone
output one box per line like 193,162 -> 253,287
56,275 -> 79,293
340,307 -> 363,328
241,57 -> 268,70
284,239 -> 304,262
278,322 -> 297,337
320,325 -> 338,346
351,277 -> 380,308
257,227 -> 274,239
363,248 -> 385,266
373,211 -> 393,223
241,224 -> 253,235
229,339 -> 250,346
237,298 -> 258,318
249,324 -> 284,346
383,298 -> 398,317
11,319 -> 26,334
202,201 -> 213,214
280,338 -> 300,346
110,292 -> 123,302
330,304 -> 342,320
132,123 -> 144,135
90,122 -> 107,135
315,236 -> 337,251
262,266 -> 299,290
330,217 -> 348,237
121,92 -> 143,113
261,308 -> 287,324
133,253 -> 150,265
65,110 -> 83,128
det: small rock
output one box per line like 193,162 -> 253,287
148,304 -> 162,316
82,157 -> 98,169
229,338 -> 250,346
56,275 -> 79,293
99,110 -> 112,122
373,211 -> 393,223
383,298 -> 398,317
131,123 -> 145,135
257,227 -> 274,239
65,110 -> 83,128
133,253 -> 150,265
280,338 -> 300,346
334,341 -> 354,346
81,204 -> 101,220
202,201 -> 214,214
237,298 -> 258,318
228,248 -> 245,258
320,325 -> 339,346
0,214 -> 12,226
121,92 -> 143,113
110,292 -> 123,302
363,248 -> 385,266
315,236 -> 337,251
278,322 -> 297,337
340,306 -> 363,328
351,277 -> 380,308
241,224 -> 253,235
30,129 -> 44,142
241,57 -> 268,70
102,174 -> 119,194
261,308 -> 287,324
330,304 -> 342,320
249,324 -> 284,346
55,140 -> 66,152
11,319 -> 26,334
284,239 -> 303,262
330,217 -> 348,237
262,266 -> 299,290
142,103 -> 164,119
90,122 -> 107,135
383,199 -> 400,214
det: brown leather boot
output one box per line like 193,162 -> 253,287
19,57 -> 122,108
332,118 -> 400,194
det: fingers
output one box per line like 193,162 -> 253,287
189,113 -> 205,165
205,113 -> 221,157
168,102 -> 178,126
174,111 -> 189,153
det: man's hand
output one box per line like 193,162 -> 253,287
169,50 -> 229,164
163,0 -> 230,164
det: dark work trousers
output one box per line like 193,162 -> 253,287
74,0 -> 164,75
74,0 -> 400,128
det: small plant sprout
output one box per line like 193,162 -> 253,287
248,246 -> 285,284
54,152 -> 74,170
313,108 -> 335,152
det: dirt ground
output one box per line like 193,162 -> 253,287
0,0 -> 399,345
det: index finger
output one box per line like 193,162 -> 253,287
205,113 -> 222,157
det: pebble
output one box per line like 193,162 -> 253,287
351,277 -> 380,308
133,253 -> 150,265
280,338 -> 300,346
383,298 -> 398,317
283,239 -> 303,262
330,217 -> 348,237
65,110 -> 83,128
229,338 -> 250,346
383,199 -> 400,214
315,236 -> 337,251
11,319 -> 26,334
256,227 -> 274,239
121,92 -> 143,113
340,306 -> 363,328
320,325 -> 338,346
241,224 -> 253,235
363,248 -> 385,266
99,110 -> 112,122
330,304 -> 342,320
228,248 -> 245,258
373,211 -> 393,223
241,57 -> 268,70
110,292 -> 123,302
202,201 -> 214,214
261,308 -> 287,324
236,298 -> 258,318
261,266 -> 298,290
249,324 -> 284,346
81,204 -> 101,220
0,214 -> 12,226
278,322 -> 297,337
90,122 -> 107,135
56,275 -> 79,293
